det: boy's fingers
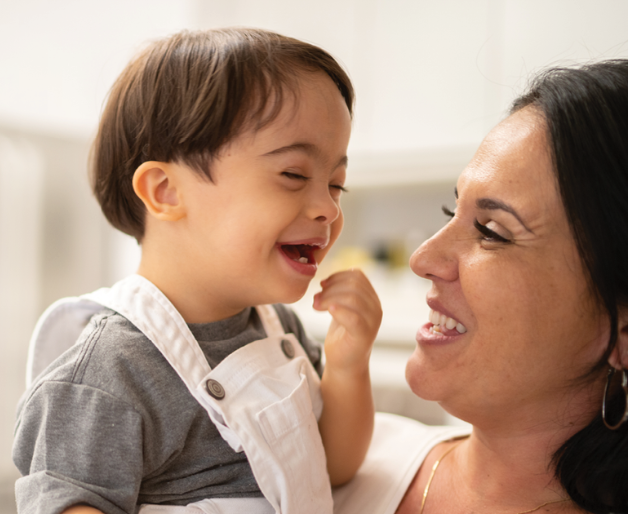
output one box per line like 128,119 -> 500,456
316,294 -> 361,314
328,303 -> 369,332
314,269 -> 382,332
317,272 -> 379,303
314,288 -> 380,315
321,280 -> 377,301
320,268 -> 369,288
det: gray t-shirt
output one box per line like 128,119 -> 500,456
13,304 -> 323,514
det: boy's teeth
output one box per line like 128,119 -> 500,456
429,308 -> 466,334
297,257 -> 308,263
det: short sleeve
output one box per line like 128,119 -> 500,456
13,381 -> 144,514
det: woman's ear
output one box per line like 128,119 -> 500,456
609,306 -> 628,369
132,161 -> 186,221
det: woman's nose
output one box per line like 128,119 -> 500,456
409,225 -> 459,282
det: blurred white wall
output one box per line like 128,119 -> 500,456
1,0 -> 628,496
0,137 -> 43,489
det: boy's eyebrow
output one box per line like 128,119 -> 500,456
262,142 -> 348,168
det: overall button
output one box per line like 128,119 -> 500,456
281,338 -> 295,359
206,379 -> 225,400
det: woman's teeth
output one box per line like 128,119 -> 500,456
429,309 -> 467,334
297,257 -> 308,263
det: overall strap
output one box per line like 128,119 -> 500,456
83,275 -> 213,389
83,275 -> 288,453
83,275 -> 244,450
255,304 -> 286,338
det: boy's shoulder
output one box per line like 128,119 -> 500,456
23,301 -> 322,406
23,307 -> 176,406
16,307 -> 205,455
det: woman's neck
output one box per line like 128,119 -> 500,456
452,429 -> 568,509
433,388 -> 601,513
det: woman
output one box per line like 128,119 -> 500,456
334,60 -> 628,514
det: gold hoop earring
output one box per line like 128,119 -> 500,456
602,368 -> 628,430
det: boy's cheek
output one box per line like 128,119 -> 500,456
314,211 -> 343,264
328,212 -> 344,246
315,247 -> 331,265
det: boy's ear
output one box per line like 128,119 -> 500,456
132,161 -> 186,221
609,305 -> 628,370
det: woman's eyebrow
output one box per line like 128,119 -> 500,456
476,198 -> 533,233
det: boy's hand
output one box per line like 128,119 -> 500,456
314,269 -> 380,485
313,269 -> 382,373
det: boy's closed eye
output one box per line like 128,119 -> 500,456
282,171 -> 309,182
280,170 -> 310,192
280,170 -> 348,196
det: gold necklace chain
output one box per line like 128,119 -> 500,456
419,439 -> 570,514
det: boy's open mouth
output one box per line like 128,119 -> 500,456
280,244 -> 317,265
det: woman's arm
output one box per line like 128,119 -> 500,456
314,269 -> 382,486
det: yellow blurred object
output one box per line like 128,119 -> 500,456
323,246 -> 373,275
388,241 -> 408,269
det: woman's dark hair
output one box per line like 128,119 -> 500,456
511,60 -> 628,513
91,28 -> 354,241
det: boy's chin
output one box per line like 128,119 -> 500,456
273,284 -> 310,305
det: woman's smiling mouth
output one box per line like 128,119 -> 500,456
428,308 -> 467,335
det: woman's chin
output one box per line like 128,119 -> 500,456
404,349 -> 445,402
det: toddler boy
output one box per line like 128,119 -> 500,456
13,28 -> 381,514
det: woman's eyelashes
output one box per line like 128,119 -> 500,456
473,219 -> 512,244
442,205 -> 455,219
442,205 -> 512,244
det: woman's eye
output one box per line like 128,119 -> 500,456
473,219 -> 512,244
330,184 -> 348,193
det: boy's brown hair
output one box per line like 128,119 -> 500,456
91,28 -> 354,241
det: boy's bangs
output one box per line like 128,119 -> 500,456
177,72 -> 302,178
244,74 -> 303,132
91,28 -> 354,240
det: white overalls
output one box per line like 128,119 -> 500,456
28,275 -> 332,514
26,275 -> 471,514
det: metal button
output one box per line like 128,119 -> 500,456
206,379 -> 225,400
281,338 -> 295,359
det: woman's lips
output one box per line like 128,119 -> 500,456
416,308 -> 467,344
428,308 -> 467,334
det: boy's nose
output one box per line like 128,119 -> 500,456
308,187 -> 341,225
